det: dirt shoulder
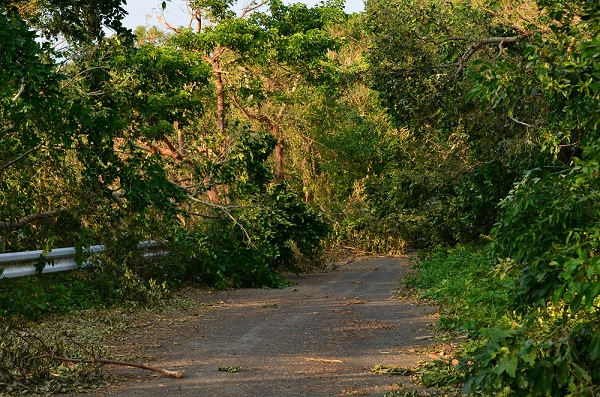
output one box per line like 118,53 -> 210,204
63,256 -> 439,397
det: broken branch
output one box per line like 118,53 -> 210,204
41,355 -> 184,378
155,14 -> 181,34
134,141 -> 184,161
303,357 -> 343,364
452,35 -> 524,77
187,194 -> 252,241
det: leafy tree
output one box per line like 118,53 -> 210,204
2,0 -> 333,291
0,7 -> 78,251
363,0 -> 550,246
462,1 -> 600,395
162,0 -> 344,188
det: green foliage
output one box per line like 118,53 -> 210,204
456,1 -> 600,395
0,9 -> 81,252
491,160 -> 600,313
0,319 -> 105,395
1,13 -> 209,251
188,178 -> 330,288
383,390 -> 420,397
138,129 -> 331,289
366,0 -> 491,128
0,257 -> 169,321
363,0 -> 539,247
379,1 -> 600,395
0,2 -> 335,393
415,360 -> 465,389
331,187 -> 408,255
0,275 -> 97,320
39,0 -> 132,43
407,246 -> 599,396
406,247 -> 512,332
463,304 -> 600,396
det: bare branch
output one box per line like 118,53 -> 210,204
275,75 -> 301,122
508,115 -> 533,128
184,210 -> 219,219
493,40 -> 505,61
231,92 -> 274,126
437,62 -> 462,68
439,36 -> 472,43
134,141 -> 185,162
155,14 -> 181,34
238,0 -> 268,19
111,192 -> 125,209
187,194 -> 252,242
12,84 -> 25,103
479,5 -> 499,17
41,355 -> 183,378
161,135 -> 184,161
0,208 -> 68,231
452,35 -> 524,78
61,67 -> 110,89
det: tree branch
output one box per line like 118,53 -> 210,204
184,210 -> 219,219
493,40 -> 505,61
231,92 -> 274,126
0,144 -> 42,174
161,135 -> 184,161
0,208 -> 68,231
61,67 -> 110,89
41,354 -> 183,378
508,115 -> 533,128
155,14 -> 181,34
275,75 -> 301,122
12,84 -> 25,103
238,0 -> 269,19
186,194 -> 252,242
452,35 -> 524,77
134,141 -> 185,162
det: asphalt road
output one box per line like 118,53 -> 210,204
63,256 -> 437,397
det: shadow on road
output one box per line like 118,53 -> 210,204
63,257 -> 438,397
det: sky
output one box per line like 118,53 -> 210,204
121,0 -> 365,30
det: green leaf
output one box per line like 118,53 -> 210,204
583,283 -> 600,308
494,356 -> 518,378
589,334 -> 600,361
531,366 -> 552,395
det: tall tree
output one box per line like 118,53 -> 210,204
159,0 -> 343,190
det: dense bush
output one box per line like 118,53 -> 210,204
406,247 -> 512,332
363,0 -> 539,247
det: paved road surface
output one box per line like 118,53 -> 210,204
64,256 -> 437,397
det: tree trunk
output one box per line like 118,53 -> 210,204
203,174 -> 219,203
202,50 -> 226,203
275,137 -> 285,183
302,140 -> 314,203
213,55 -> 225,134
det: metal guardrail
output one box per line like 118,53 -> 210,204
0,241 -> 164,279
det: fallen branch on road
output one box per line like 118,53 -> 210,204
41,355 -> 184,378
303,357 -> 343,364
